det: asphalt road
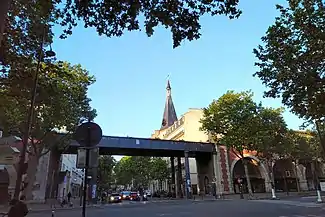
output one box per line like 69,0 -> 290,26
28,199 -> 325,217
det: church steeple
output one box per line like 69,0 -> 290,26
161,79 -> 178,129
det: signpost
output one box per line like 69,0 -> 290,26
75,120 -> 102,217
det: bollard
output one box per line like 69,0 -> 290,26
52,210 -> 55,217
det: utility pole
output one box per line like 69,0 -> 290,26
13,27 -> 46,199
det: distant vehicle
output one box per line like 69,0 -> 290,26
109,193 -> 122,203
120,191 -> 131,200
145,190 -> 151,197
130,192 -> 140,201
142,193 -> 148,201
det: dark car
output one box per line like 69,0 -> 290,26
130,192 -> 140,201
120,191 -> 131,200
109,193 -> 122,203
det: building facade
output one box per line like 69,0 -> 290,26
57,154 -> 84,199
150,80 -> 325,197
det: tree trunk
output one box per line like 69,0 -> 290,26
242,159 -> 253,198
0,0 -> 10,48
23,154 -> 39,200
315,121 -> 325,159
293,160 -> 301,192
282,170 -> 289,195
267,159 -> 276,199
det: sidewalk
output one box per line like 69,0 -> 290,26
219,191 -> 325,200
0,198 -> 100,214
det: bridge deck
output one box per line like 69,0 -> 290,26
65,135 -> 215,157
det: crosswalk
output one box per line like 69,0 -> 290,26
251,199 -> 323,208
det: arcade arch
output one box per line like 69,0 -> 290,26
231,156 -> 269,193
273,159 -> 298,192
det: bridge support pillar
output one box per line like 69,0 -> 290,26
196,153 -> 214,196
87,168 -> 98,204
176,157 -> 183,198
170,157 -> 176,198
184,151 -> 192,199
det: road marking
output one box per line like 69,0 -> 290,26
251,200 -> 322,208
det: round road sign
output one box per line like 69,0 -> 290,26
75,122 -> 102,147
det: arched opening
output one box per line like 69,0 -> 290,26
300,160 -> 325,191
0,167 -> 9,204
232,157 -> 265,193
273,159 -> 297,192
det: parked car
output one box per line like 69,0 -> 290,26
120,191 -> 131,200
108,193 -> 122,203
130,192 -> 140,201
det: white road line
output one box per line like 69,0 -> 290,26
251,200 -> 323,208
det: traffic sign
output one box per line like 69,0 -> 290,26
75,122 -> 102,147
76,147 -> 99,169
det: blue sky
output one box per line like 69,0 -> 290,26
52,0 -> 302,158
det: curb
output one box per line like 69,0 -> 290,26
0,204 -> 101,214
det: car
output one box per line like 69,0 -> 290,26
108,193 -> 122,203
120,191 -> 131,200
145,190 -> 151,197
130,192 -> 140,201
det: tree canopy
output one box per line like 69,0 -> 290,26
254,106 -> 288,160
97,155 -> 117,192
200,90 -> 259,157
0,61 -> 96,199
200,90 -> 289,196
2,0 -> 242,50
253,0 -> 325,123
114,156 -> 169,189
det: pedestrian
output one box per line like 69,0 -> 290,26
67,192 -> 72,203
8,195 -> 29,217
7,198 -> 18,217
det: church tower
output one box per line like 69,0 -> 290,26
161,80 -> 178,129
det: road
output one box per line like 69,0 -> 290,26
28,198 -> 325,217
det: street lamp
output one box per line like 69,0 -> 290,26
13,26 -> 56,199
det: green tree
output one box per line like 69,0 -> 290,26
285,130 -> 323,191
200,90 -> 260,198
114,156 -> 133,188
97,155 -> 116,193
254,106 -> 287,197
114,156 -> 154,189
253,0 -> 325,152
2,0 -> 241,50
151,157 -> 169,190
0,61 -> 96,199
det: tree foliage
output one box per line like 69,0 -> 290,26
2,0 -> 241,50
97,155 -> 117,192
114,156 -> 169,189
0,61 -> 96,199
253,0 -> 325,123
200,90 -> 259,157
151,157 -> 169,183
1,0 -> 56,76
254,107 -> 288,160
200,90 -> 290,196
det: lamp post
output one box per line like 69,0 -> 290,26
13,26 -> 56,199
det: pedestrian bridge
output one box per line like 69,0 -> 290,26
61,134 -> 218,199
65,135 -> 215,157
